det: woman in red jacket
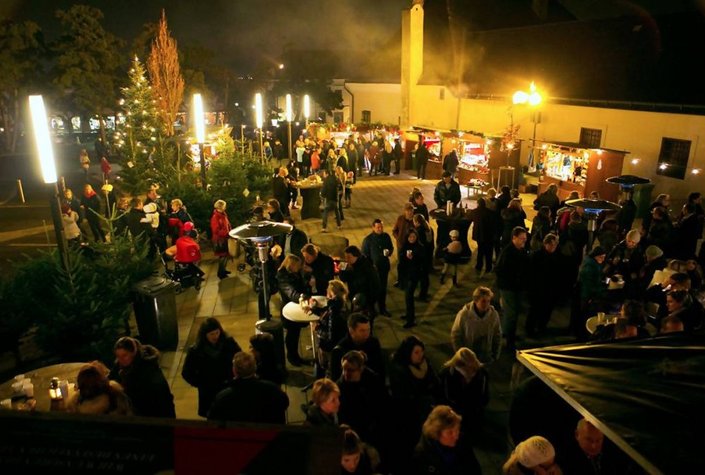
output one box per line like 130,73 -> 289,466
210,199 -> 231,279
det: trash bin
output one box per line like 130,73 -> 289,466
632,183 -> 655,219
132,276 -> 178,350
255,319 -> 285,374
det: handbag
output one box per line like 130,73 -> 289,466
214,239 -> 229,254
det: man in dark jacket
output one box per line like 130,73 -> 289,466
320,168 -> 341,232
340,245 -> 381,317
208,352 -> 289,424
415,142 -> 429,179
330,314 -> 385,382
495,226 -> 530,351
433,171 -> 461,209
362,218 -> 394,316
301,243 -> 335,296
442,149 -> 459,178
271,167 -> 290,216
559,419 -> 622,475
526,233 -> 562,336
470,198 -> 497,274
393,138 -> 403,174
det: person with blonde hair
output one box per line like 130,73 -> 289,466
167,197 -> 191,243
439,348 -> 489,431
305,378 -> 340,427
66,361 -> 132,416
451,286 -> 502,363
315,279 -> 349,376
211,199 -> 231,279
413,405 -> 481,474
503,435 -> 562,474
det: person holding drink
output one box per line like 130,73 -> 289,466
399,229 -> 426,329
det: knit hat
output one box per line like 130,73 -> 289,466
645,245 -> 663,260
183,222 -> 195,232
449,230 -> 460,238
515,436 -> 555,468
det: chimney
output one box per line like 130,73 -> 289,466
401,2 -> 424,128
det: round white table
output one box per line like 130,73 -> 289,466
282,301 -> 322,360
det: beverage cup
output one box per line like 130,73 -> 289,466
23,383 -> 34,398
383,249 -> 390,257
406,250 -> 413,258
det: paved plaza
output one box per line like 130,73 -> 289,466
151,167 -> 574,473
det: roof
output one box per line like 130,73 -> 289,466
518,335 -> 705,474
421,3 -> 705,106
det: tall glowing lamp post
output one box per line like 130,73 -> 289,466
255,93 -> 264,163
285,94 -> 293,159
512,82 -> 542,171
303,94 -> 310,128
193,93 -> 207,189
29,95 -> 68,270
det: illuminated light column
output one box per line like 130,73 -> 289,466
303,94 -> 310,128
29,95 -> 68,270
286,94 -> 293,160
255,93 -> 264,163
193,93 -> 207,189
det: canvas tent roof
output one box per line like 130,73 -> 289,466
517,335 -> 705,474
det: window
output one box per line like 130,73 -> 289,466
439,88 -> 445,100
333,111 -> 344,123
361,110 -> 371,123
579,127 -> 602,148
657,137 -> 691,180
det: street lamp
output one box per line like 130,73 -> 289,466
255,93 -> 264,163
193,93 -> 207,189
303,94 -> 310,128
240,124 -> 246,154
285,94 -> 293,160
29,95 -> 68,270
513,82 -> 542,171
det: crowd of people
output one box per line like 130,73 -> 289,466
53,135 -> 705,474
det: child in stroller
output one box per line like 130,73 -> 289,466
163,222 -> 205,291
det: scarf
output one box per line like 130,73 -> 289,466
408,358 -> 428,380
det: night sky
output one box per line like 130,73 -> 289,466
2,0 -> 410,71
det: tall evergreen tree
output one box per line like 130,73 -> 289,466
148,10 -> 184,137
114,57 -> 166,194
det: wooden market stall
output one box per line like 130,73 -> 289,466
535,141 -> 628,202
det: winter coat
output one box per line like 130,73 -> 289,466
208,377 -> 289,424
413,435 -> 482,475
495,243 -> 530,291
182,335 -> 241,417
210,209 -> 231,257
451,303 -> 502,363
65,381 -> 133,416
579,255 -> 606,304
109,345 -> 175,418
340,255 -> 380,309
433,179 -> 462,209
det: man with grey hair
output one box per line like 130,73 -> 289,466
208,352 -> 289,423
560,418 -> 622,474
606,228 -> 644,297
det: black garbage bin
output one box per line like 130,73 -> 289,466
132,276 -> 178,350
255,319 -> 286,375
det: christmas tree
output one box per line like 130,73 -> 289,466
114,56 -> 165,194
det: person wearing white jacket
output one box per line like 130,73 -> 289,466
451,286 -> 502,364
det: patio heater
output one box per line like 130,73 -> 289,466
229,221 -> 292,322
566,198 -> 622,248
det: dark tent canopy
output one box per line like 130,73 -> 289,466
517,335 -> 705,474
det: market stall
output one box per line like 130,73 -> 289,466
536,142 -> 627,202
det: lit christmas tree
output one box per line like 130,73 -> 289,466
114,56 -> 165,193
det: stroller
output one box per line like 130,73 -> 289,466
161,253 -> 205,292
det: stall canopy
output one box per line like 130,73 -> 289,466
517,335 -> 705,475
